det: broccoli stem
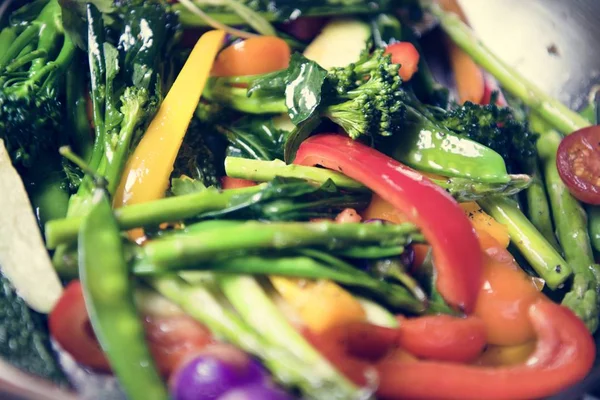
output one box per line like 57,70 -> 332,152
478,196 -> 572,289
136,221 -> 424,271
0,27 -> 16,60
45,184 -> 265,249
224,157 -> 366,190
522,159 -> 561,251
430,4 -> 589,134
533,116 -> 600,332
149,276 -> 348,398
216,275 -> 362,399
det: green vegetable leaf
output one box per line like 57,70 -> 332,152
284,53 -> 328,124
223,116 -> 289,161
59,0 -> 114,49
284,114 -> 322,163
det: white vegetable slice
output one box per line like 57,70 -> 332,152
0,139 -> 62,313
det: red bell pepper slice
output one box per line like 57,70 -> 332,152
396,314 -> 487,363
294,134 -> 483,313
376,301 -> 595,400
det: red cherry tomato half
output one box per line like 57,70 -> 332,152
384,42 -> 420,82
556,126 -> 600,205
50,280 -> 213,376
49,281 -> 110,371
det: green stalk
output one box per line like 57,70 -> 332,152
136,221 -> 423,271
478,196 -> 571,289
149,276 -> 341,398
217,275 -> 363,399
45,184 -> 265,248
225,157 -> 366,190
430,4 -> 589,134
522,159 -> 560,251
135,253 -> 426,313
533,116 -> 600,332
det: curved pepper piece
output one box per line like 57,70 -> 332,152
294,134 -> 483,313
376,301 -> 595,400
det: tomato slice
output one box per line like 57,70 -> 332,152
557,126 -> 600,205
50,280 -> 212,376
384,42 -> 420,82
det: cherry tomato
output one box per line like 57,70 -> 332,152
396,314 -> 487,363
50,281 -> 213,376
49,281 -> 110,371
474,235 -> 545,346
211,36 -> 291,77
384,42 -> 420,82
556,126 -> 600,205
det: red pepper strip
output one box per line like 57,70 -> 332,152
294,134 -> 483,313
376,301 -> 595,400
396,315 -> 486,363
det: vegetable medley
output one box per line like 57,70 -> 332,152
1,0 -> 600,399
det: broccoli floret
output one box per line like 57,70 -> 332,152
204,49 -> 407,140
172,118 -> 224,188
0,0 -> 75,166
441,101 -> 539,172
0,0 -> 77,224
323,50 -> 406,139
66,0 -> 180,217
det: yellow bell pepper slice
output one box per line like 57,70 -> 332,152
270,277 -> 366,334
460,202 -> 510,248
114,30 -> 225,208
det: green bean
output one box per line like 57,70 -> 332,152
79,188 -> 167,400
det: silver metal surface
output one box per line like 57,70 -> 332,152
459,0 -> 600,110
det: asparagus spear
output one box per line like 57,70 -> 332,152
478,196 -> 571,289
522,159 -> 561,251
149,276 -> 363,399
532,115 -> 600,332
225,156 -> 533,202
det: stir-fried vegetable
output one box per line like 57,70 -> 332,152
1,0 -> 599,398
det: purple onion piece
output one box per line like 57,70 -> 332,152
170,350 -> 270,400
218,383 -> 293,400
399,244 -> 415,269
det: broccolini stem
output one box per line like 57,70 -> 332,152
429,4 -> 589,134
224,157 -> 366,190
478,196 -> 572,289
0,24 -> 37,71
217,275 -> 364,399
203,81 -> 288,114
149,276 -> 338,398
135,252 -> 426,313
522,159 -> 561,251
0,27 -> 16,61
533,115 -> 600,332
45,184 -> 266,248
137,221 -> 424,271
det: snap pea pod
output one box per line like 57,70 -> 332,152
79,189 -> 167,400
389,106 -> 511,184
478,196 -> 571,289
535,122 -> 600,332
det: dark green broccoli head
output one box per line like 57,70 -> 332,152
0,88 -> 62,167
440,101 -> 539,172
